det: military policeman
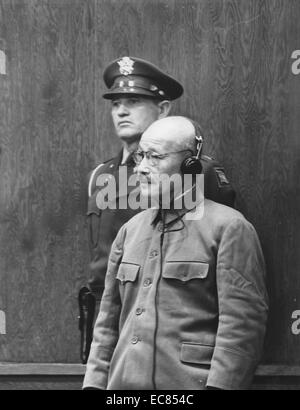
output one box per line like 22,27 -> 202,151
87,57 -> 178,301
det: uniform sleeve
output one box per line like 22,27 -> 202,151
86,164 -> 110,299
86,166 -> 105,299
82,225 -> 126,390
207,218 -> 269,390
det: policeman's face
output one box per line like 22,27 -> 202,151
111,96 -> 162,142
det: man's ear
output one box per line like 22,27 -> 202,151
157,100 -> 172,118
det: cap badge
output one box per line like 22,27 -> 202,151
118,57 -> 134,76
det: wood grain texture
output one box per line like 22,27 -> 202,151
0,376 -> 82,390
0,0 -> 299,370
0,363 -> 85,375
0,0 -> 96,362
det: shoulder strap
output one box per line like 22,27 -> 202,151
88,151 -> 124,197
88,154 -> 120,197
88,163 -> 105,197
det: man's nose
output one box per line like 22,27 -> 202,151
135,156 -> 151,175
117,103 -> 129,116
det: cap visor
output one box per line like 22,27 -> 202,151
102,87 -> 165,100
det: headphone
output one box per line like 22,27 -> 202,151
180,120 -> 204,175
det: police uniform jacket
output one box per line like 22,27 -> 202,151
87,150 -> 139,298
83,199 -> 268,390
87,150 -> 236,299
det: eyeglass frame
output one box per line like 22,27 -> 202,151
133,148 -> 193,167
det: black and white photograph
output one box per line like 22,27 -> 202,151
0,0 -> 299,393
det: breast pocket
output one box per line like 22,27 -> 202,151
163,261 -> 209,282
86,194 -> 102,249
116,263 -> 140,285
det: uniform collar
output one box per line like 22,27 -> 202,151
150,185 -> 204,227
151,208 -> 190,227
120,149 -> 135,167
113,149 -> 123,166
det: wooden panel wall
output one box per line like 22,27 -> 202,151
0,0 -> 96,362
0,0 -> 299,370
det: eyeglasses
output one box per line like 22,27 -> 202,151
133,149 -> 192,167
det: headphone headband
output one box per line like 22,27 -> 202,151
180,119 -> 204,175
195,135 -> 203,159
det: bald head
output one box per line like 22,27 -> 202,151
140,116 -> 196,154
136,116 -> 202,208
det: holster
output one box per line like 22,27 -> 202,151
78,287 -> 96,364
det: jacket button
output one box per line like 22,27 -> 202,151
131,336 -> 139,344
143,279 -> 152,287
149,250 -> 158,258
135,308 -> 143,315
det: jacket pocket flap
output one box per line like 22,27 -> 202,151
181,342 -> 214,365
117,263 -> 140,283
163,262 -> 209,281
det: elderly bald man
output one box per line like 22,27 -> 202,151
83,116 -> 268,391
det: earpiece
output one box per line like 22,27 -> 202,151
180,120 -> 204,175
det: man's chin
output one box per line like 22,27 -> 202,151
117,129 -> 141,142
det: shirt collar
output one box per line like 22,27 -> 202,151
150,184 -> 204,226
151,207 -> 189,226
